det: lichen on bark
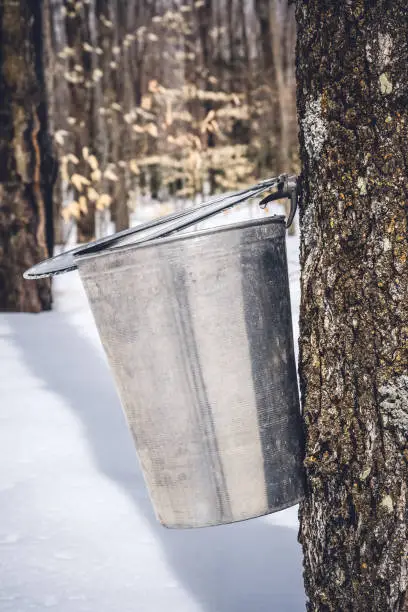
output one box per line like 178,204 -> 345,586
296,1 -> 408,610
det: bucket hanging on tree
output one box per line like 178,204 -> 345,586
25,174 -> 304,528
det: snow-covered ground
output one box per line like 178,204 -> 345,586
0,208 -> 304,612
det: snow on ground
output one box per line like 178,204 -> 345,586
0,208 -> 304,612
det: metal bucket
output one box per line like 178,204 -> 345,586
24,175 -> 304,528
75,216 -> 304,528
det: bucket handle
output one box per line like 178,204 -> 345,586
100,174 -> 298,252
259,174 -> 298,229
24,174 -> 297,279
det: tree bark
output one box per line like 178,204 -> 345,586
63,0 -> 97,242
296,1 -> 408,610
0,0 -> 55,312
254,0 -> 284,174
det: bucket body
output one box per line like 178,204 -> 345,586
77,217 -> 304,528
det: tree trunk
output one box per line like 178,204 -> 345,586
43,0 -> 64,245
296,1 -> 408,610
254,0 -> 284,175
64,0 -> 97,243
0,0 -> 54,312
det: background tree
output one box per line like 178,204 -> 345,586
0,0 -> 55,312
296,1 -> 408,609
44,0 -> 299,240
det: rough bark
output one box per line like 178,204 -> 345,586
297,1 -> 408,610
0,0 -> 54,312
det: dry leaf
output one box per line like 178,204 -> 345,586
65,153 -> 79,165
87,187 -> 99,202
65,201 -> 80,219
96,193 -> 112,210
64,72 -> 82,84
78,196 -> 88,213
129,160 -> 140,175
146,123 -> 158,138
149,80 -> 158,92
104,168 -> 119,182
124,113 -> 133,124
88,155 -> 99,170
58,46 -> 75,59
71,173 -> 91,191
141,95 -> 152,110
93,69 -> 103,82
55,130 -> 68,146
91,168 -> 102,182
60,160 -> 69,183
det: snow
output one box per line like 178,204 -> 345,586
0,210 -> 304,612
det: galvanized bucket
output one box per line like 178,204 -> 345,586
25,176 -> 304,528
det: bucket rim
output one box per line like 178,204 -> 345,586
24,175 -> 290,279
75,214 -> 286,265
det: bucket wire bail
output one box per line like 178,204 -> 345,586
23,173 -> 298,280
259,174 -> 298,229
